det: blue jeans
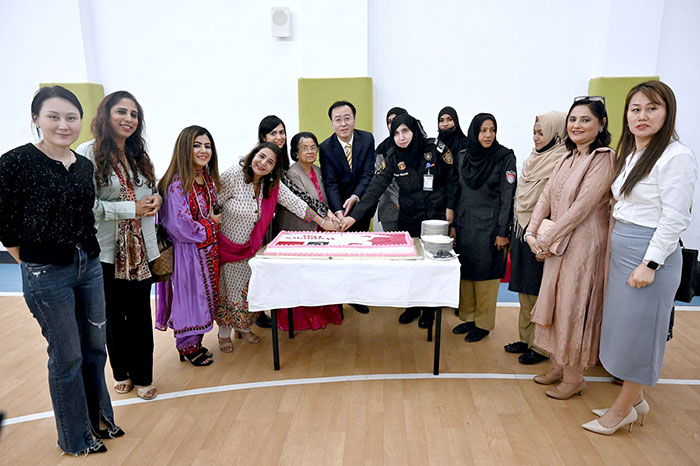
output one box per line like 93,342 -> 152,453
21,246 -> 117,454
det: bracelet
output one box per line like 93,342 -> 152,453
523,231 -> 535,240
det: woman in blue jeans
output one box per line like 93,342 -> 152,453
0,86 -> 122,456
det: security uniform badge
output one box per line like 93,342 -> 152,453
442,149 -> 454,165
506,170 -> 517,184
397,161 -> 406,171
376,160 -> 386,174
424,152 -> 433,161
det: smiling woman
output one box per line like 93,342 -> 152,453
525,97 -> 615,401
0,86 -> 122,456
215,142 -> 339,349
155,125 -> 222,367
77,91 -> 161,402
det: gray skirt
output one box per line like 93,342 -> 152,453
599,221 -> 681,386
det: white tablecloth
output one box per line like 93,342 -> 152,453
248,255 -> 460,311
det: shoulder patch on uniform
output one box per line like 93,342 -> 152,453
506,170 -> 516,184
436,140 -> 446,153
376,160 -> 386,174
442,149 -> 454,165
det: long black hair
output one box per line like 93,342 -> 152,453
257,115 -> 289,170
564,98 -> 611,153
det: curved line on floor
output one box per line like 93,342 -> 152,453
3,372 -> 699,427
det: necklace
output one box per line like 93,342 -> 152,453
39,141 -> 74,169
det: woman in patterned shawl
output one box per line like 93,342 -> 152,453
215,142 -> 338,351
77,91 -> 161,399
156,125 -> 222,366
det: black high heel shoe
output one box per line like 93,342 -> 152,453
179,347 -> 214,366
90,415 -> 125,440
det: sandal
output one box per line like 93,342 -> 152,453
235,330 -> 260,344
179,347 -> 214,366
114,379 -> 133,394
218,337 -> 234,353
135,385 -> 158,400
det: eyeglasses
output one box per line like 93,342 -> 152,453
332,116 -> 354,124
574,95 -> 606,105
299,145 -> 318,153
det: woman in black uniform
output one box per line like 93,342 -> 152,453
342,113 -> 458,328
452,113 -> 517,342
375,107 -> 407,232
437,106 -> 468,160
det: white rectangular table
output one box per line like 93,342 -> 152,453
248,253 -> 460,374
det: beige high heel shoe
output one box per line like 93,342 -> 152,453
545,379 -> 586,400
534,368 -> 564,385
582,408 -> 637,435
592,399 -> 649,426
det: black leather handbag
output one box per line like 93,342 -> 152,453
675,240 -> 699,303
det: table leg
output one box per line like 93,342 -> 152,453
433,307 -> 442,375
271,309 -> 280,370
288,308 -> 294,339
427,320 -> 433,342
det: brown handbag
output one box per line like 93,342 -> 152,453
151,223 -> 173,282
536,219 -> 571,256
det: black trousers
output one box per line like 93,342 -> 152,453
101,263 -> 154,386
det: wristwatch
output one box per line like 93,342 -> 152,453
645,260 -> 660,271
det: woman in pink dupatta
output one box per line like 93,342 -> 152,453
525,97 -> 615,400
215,142 -> 339,352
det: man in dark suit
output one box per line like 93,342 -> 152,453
319,101 -> 376,231
319,100 -> 375,314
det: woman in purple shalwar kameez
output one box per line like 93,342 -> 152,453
156,126 -> 221,366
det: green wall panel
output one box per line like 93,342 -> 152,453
298,77 -> 373,142
588,76 -> 658,149
40,82 -> 105,149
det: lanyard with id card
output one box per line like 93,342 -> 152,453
423,162 -> 434,191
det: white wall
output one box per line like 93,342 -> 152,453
656,0 -> 700,246
1,0 -> 699,247
0,0 -> 88,146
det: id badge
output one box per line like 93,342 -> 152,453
423,174 -> 434,191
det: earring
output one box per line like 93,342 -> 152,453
598,127 -> 603,133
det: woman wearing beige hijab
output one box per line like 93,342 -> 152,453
505,111 -> 568,365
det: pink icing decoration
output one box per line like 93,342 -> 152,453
263,231 -> 416,257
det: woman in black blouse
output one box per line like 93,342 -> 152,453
0,86 -> 122,456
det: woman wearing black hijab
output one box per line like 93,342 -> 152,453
343,113 -> 458,328
452,113 -> 517,342
375,106 -> 407,231
437,106 -> 468,159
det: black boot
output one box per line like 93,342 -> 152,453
256,313 -> 272,328
350,303 -> 370,314
418,309 -> 435,329
398,307 -> 421,324
452,321 -> 475,334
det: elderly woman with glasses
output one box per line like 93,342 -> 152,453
525,96 -> 615,400
276,132 -> 343,331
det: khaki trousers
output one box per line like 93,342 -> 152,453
518,293 -> 547,356
458,279 -> 500,330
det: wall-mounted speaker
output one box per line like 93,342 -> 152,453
271,7 -> 291,38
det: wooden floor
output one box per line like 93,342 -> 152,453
1,296 -> 699,465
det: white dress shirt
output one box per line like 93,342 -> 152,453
337,133 -> 354,154
612,139 -> 697,264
